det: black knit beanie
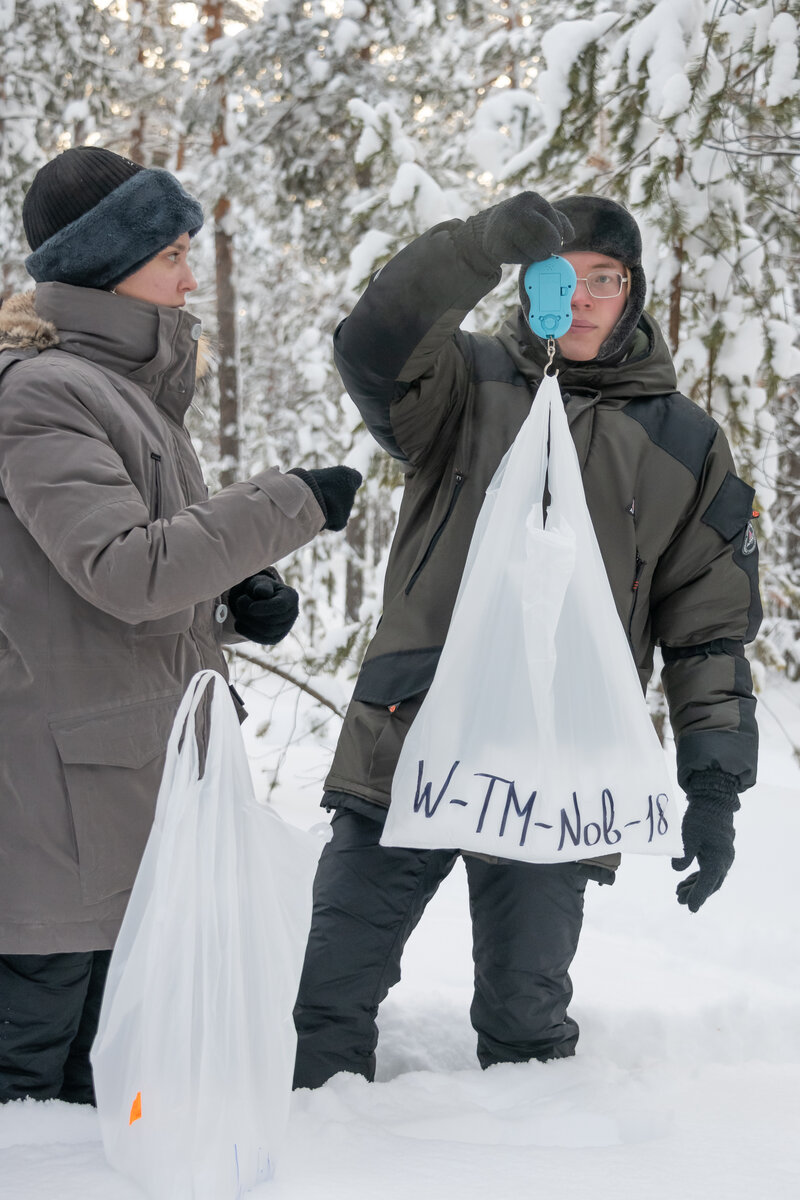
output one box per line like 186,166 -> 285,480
23,146 -> 204,291
518,194 -> 647,362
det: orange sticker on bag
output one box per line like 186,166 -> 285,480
129,1092 -> 142,1125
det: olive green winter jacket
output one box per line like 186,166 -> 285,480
324,220 -> 760,836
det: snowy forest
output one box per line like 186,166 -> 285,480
2,5 -> 800,1199
1,0 -> 799,765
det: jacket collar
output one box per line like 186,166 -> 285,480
0,284 -> 205,424
498,308 -> 678,403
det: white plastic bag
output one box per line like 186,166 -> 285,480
383,372 -> 682,863
91,670 -> 328,1200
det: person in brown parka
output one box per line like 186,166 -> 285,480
0,146 -> 362,1104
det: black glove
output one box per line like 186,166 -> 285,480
227,571 -> 299,646
672,769 -> 740,912
289,465 -> 363,531
454,191 -> 574,272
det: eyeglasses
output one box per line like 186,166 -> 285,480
575,270 -> 629,299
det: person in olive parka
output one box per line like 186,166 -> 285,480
0,146 -> 363,1104
292,191 -> 761,1089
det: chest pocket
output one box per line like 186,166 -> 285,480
149,451 -> 164,520
135,443 -> 197,635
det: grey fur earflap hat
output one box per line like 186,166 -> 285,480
519,193 -> 647,363
23,146 -> 204,291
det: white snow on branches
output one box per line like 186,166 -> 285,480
500,11 -> 620,179
626,0 -> 705,119
346,228 -> 394,292
766,13 -> 799,106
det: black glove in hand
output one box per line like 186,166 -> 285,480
228,571 -> 299,646
455,191 -> 574,272
289,465 -> 363,531
672,769 -> 740,912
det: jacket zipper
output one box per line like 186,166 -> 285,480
628,552 -> 645,638
405,471 -> 465,595
150,452 -> 163,520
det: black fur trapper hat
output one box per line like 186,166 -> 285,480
519,193 -> 647,362
23,146 -> 204,291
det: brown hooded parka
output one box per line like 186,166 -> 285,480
0,283 -> 324,952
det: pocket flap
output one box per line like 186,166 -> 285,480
49,692 -> 182,769
353,647 -> 442,706
701,471 -> 755,541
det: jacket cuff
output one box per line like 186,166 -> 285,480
249,466 -> 325,526
286,467 -> 327,522
685,768 -> 741,811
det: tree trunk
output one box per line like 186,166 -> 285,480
345,502 -> 366,623
204,1 -> 240,487
668,154 -> 684,357
214,196 -> 239,487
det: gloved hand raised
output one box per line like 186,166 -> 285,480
289,465 -> 363,532
455,191 -> 574,272
672,769 -> 740,912
227,571 -> 299,646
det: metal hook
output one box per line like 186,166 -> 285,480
544,337 -> 559,377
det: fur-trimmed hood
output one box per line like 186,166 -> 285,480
0,291 -> 60,353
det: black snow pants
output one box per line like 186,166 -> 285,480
0,950 -> 111,1104
293,806 -> 593,1090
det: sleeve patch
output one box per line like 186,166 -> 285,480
353,646 -> 442,705
701,471 -> 755,542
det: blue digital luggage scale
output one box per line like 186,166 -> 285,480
524,255 -> 576,339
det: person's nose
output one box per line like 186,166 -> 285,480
181,266 -> 198,294
571,278 -> 593,308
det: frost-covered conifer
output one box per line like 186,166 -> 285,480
2,0 -> 797,751
501,0 -> 800,665
0,0 -> 135,294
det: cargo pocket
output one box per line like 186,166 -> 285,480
49,691 -> 182,905
367,692 -> 427,792
352,649 -> 442,796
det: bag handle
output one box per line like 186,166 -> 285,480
153,670 -> 229,826
173,669 -> 222,754
488,372 -> 554,516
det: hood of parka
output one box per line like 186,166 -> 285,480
0,285 -> 210,423
498,308 -> 678,403
0,290 -> 61,352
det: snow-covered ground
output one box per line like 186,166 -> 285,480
2,673 -> 799,1200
